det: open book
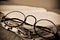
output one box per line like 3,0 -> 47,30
0,5 -> 60,40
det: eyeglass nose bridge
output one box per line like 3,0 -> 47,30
24,15 -> 37,25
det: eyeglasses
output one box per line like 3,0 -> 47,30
0,11 -> 57,40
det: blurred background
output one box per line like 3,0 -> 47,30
0,0 -> 60,14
